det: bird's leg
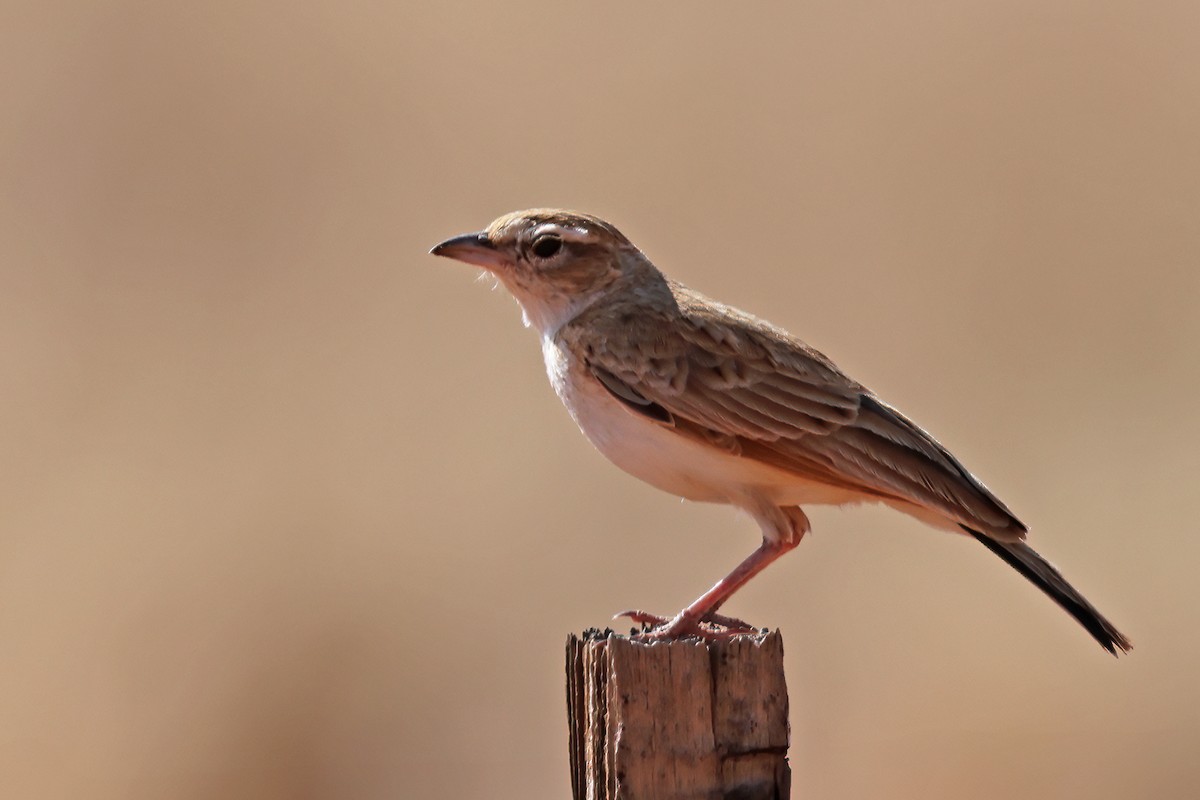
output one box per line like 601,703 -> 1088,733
617,535 -> 800,640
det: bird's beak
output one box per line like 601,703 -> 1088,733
429,231 -> 506,271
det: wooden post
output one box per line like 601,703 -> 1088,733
566,629 -> 790,800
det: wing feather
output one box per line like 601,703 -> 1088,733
562,283 -> 1025,539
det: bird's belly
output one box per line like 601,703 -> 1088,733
544,341 -> 856,508
570,385 -> 740,502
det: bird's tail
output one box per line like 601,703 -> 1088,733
963,526 -> 1132,656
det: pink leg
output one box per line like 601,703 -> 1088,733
618,536 -> 800,640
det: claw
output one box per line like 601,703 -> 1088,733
613,608 -> 763,640
699,611 -> 759,632
613,609 -> 668,626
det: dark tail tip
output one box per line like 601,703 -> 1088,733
964,526 -> 1132,656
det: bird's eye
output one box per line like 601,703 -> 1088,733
531,234 -> 563,259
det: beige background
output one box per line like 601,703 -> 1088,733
2,2 -> 1198,798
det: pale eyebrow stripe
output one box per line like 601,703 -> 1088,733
535,223 -> 591,241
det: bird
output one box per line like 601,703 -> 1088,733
430,208 -> 1131,655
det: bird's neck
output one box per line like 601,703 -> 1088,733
508,283 -> 609,341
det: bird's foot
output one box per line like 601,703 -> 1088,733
614,609 -> 764,641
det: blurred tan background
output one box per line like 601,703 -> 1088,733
2,1 -> 1198,798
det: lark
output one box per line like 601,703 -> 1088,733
430,209 -> 1130,654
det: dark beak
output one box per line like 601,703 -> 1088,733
429,231 -> 505,270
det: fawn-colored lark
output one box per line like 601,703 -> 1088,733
432,209 -> 1130,654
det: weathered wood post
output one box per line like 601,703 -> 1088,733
566,629 -> 790,800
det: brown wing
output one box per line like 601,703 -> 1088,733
565,283 -> 1026,539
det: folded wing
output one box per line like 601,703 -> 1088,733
567,285 -> 1026,541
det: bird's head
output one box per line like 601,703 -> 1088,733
430,209 -> 656,335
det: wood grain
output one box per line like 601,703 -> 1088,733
567,630 -> 790,800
